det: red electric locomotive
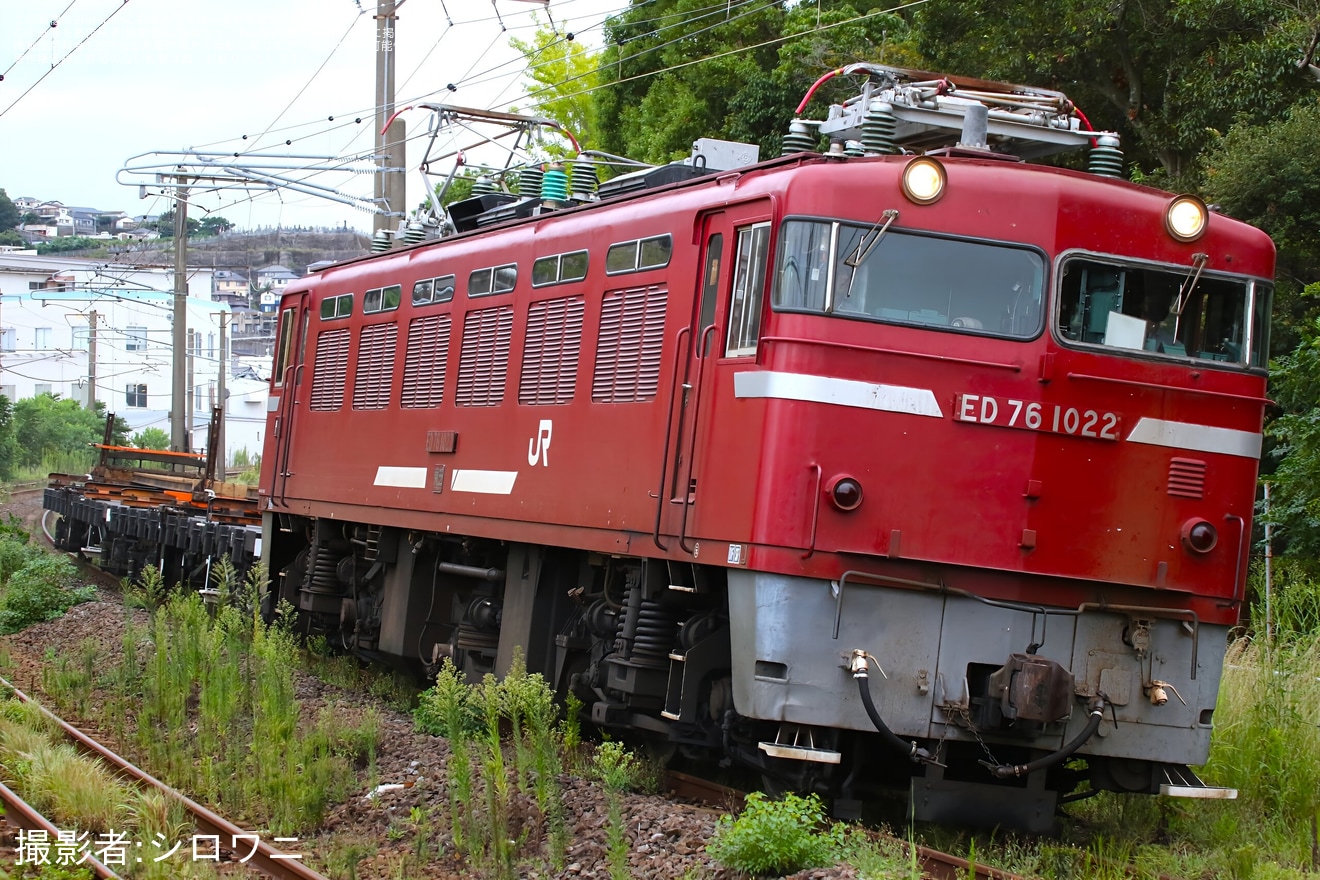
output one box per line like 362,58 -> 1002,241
258,67 -> 1271,828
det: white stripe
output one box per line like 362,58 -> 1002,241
734,371 -> 943,418
373,466 -> 428,489
1126,417 -> 1261,459
451,469 -> 518,495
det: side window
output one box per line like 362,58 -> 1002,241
639,235 -> 672,270
493,264 -> 517,294
364,285 -> 401,314
725,223 -> 770,357
321,294 -> 353,319
606,235 -> 672,275
414,275 -> 456,306
273,307 -> 297,387
533,251 -> 589,287
698,234 -> 723,342
413,278 -> 433,305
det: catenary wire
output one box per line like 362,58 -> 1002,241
0,0 -> 135,120
0,0 -> 81,81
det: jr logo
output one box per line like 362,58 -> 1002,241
527,419 -> 553,467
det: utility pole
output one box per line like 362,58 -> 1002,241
86,310 -> 97,410
171,177 -> 190,452
374,0 -> 406,235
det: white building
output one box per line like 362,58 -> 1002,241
0,254 -> 261,460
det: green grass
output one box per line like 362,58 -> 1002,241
0,539 -> 96,634
36,565 -> 382,843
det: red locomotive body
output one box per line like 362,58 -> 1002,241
254,72 -> 1271,826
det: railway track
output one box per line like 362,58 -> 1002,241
0,779 -> 124,879
4,480 -> 46,498
0,676 -> 332,880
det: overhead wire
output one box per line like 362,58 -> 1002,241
0,0 -> 135,120
240,6 -> 369,155
0,0 -> 81,81
118,0 -> 863,226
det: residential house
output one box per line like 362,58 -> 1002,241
0,253 -> 236,456
254,265 -> 298,313
212,270 -> 249,307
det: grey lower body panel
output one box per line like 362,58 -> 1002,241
727,570 -> 1226,766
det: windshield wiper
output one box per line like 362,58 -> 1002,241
842,208 -> 899,303
1173,252 -> 1209,317
844,209 -> 899,269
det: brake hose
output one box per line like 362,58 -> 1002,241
852,654 -> 935,764
985,695 -> 1109,779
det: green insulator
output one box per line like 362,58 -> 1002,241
781,120 -> 817,156
471,175 -> 497,195
371,229 -> 392,252
862,102 -> 898,156
844,140 -> 865,158
520,164 -> 543,198
541,163 -> 569,201
571,159 -> 599,197
1088,135 -> 1124,178
401,221 -> 426,245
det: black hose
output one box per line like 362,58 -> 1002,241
856,671 -> 935,764
986,696 -> 1108,779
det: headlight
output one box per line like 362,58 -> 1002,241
901,157 -> 946,205
1165,195 -> 1208,242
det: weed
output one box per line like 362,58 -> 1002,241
123,563 -> 168,612
0,552 -> 95,633
477,672 -> 515,878
594,741 -> 642,880
593,740 -> 640,792
707,791 -> 842,878
417,659 -> 477,854
323,843 -> 376,880
0,533 -> 40,582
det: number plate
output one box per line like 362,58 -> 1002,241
954,394 -> 1121,440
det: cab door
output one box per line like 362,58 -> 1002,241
264,294 -> 309,505
662,200 -> 773,551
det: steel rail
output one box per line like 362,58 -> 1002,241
0,677 -> 332,880
0,779 -> 124,879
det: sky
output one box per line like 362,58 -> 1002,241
0,0 -> 629,234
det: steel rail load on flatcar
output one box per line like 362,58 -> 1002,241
48,65 -> 1269,829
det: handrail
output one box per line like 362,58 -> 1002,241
760,335 -> 1023,372
653,326 -> 692,551
1066,372 -> 1272,406
679,324 -> 719,554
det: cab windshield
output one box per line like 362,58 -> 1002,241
772,219 -> 1045,339
1058,256 -> 1270,368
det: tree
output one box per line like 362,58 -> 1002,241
198,215 -> 234,236
0,231 -> 24,248
132,427 -> 170,450
592,1 -> 920,163
509,15 -> 601,155
0,395 -> 18,480
1261,312 -> 1320,554
154,209 -> 201,238
594,0 -> 788,163
0,189 -> 19,232
916,0 -> 1317,184
9,395 -> 127,472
